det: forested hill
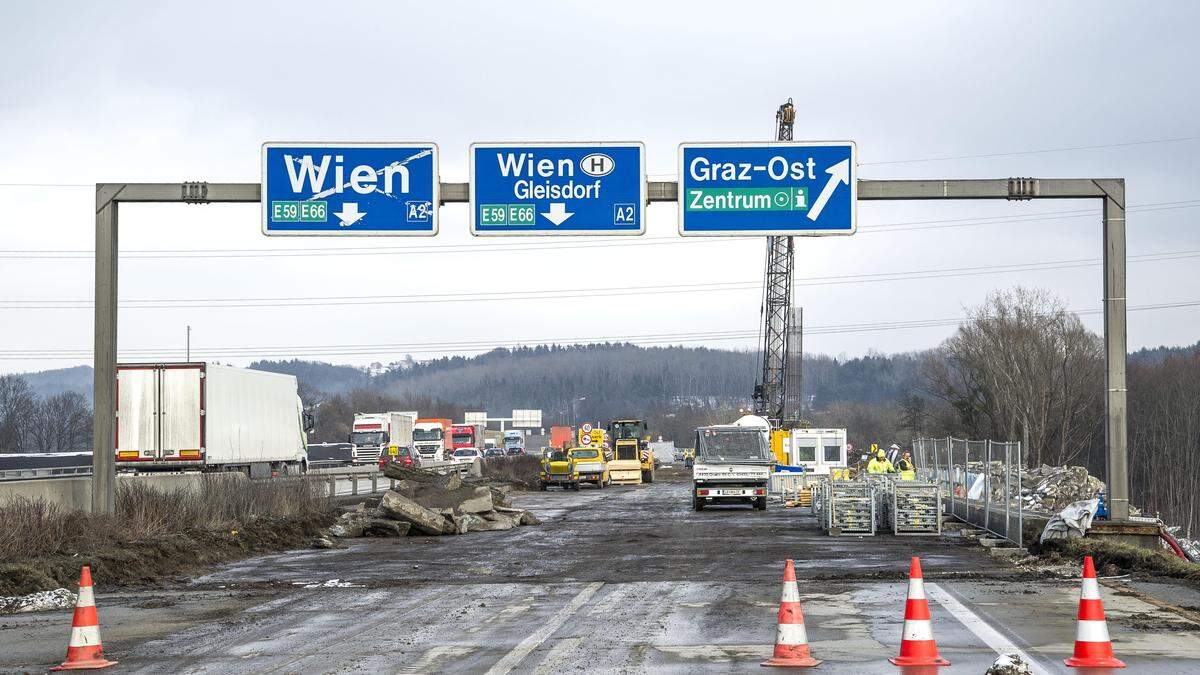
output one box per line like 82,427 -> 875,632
251,343 -> 927,424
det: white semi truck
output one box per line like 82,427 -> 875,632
350,411 -> 416,465
115,362 -> 311,478
691,415 -> 774,511
503,429 -> 525,454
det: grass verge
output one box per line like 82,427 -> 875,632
0,475 -> 334,597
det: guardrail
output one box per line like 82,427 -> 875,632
0,465 -> 92,481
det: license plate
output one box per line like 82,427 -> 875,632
706,488 -> 752,497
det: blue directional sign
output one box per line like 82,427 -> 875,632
470,143 -> 645,235
262,143 -> 439,236
678,142 -> 856,236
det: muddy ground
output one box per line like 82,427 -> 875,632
2,472 -> 1199,673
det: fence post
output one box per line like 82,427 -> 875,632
1017,439 -> 1024,548
984,440 -> 992,534
1004,442 -> 1012,544
352,474 -> 359,496
945,437 -> 953,519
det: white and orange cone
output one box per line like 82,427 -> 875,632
762,559 -> 821,668
50,566 -> 117,671
889,556 -> 949,667
1064,556 -> 1125,668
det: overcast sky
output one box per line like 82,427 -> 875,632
1,1 -> 1198,375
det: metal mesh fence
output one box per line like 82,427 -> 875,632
913,436 -> 1024,547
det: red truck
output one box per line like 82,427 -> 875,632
450,423 -> 485,462
550,426 -> 574,449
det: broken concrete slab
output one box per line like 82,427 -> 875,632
379,490 -> 450,535
363,519 -> 411,538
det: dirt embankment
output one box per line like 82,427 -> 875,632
1038,538 -> 1200,582
0,477 -> 335,597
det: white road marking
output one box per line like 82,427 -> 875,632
926,583 -> 1050,675
530,637 -> 582,675
485,582 -> 603,675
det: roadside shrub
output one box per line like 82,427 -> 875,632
0,476 -> 329,564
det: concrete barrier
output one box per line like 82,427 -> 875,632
0,473 -> 248,511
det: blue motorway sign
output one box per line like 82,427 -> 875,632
261,143 -> 439,236
470,143 -> 645,235
678,142 -> 856,236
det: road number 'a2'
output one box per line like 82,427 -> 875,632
614,204 -> 636,225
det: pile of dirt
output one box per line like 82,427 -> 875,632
0,511 -> 334,598
320,465 -> 540,544
479,455 -> 541,489
1038,537 -> 1200,581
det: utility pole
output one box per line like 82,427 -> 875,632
752,99 -> 797,426
186,325 -> 191,361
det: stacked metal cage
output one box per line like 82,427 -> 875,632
820,480 -> 876,535
883,481 -> 941,535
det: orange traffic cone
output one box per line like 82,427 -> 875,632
889,557 -> 949,667
1064,556 -> 1125,668
762,559 -> 821,668
51,566 -> 117,671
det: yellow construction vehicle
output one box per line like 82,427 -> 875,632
569,444 -> 609,487
606,419 -> 654,485
539,447 -> 580,491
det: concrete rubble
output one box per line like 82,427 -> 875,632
317,464 -> 541,543
986,653 -> 1033,675
962,461 -> 1111,514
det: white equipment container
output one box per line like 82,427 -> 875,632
116,363 -> 308,476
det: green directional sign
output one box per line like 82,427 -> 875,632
685,187 -> 809,212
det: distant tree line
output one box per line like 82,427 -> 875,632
0,375 -> 92,453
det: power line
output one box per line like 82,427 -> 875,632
860,134 -> 1200,166
3,299 -> 1197,362
3,248 -> 1197,310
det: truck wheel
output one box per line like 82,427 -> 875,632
693,495 -> 704,511
539,482 -> 548,491
642,469 -> 653,484
755,496 -> 767,511
572,482 -> 581,491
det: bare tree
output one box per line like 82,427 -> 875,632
924,287 -> 1103,468
0,375 -> 36,453
26,392 -> 93,453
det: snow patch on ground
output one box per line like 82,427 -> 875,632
0,588 -> 77,614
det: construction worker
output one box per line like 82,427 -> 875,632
896,451 -> 916,480
867,448 -> 893,474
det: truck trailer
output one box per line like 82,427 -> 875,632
115,362 -> 311,478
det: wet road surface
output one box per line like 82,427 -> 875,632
2,475 -> 1197,673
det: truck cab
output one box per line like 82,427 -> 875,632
692,416 -> 774,511
413,418 -> 451,462
569,445 -> 609,487
503,430 -> 525,455
539,448 -> 580,491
